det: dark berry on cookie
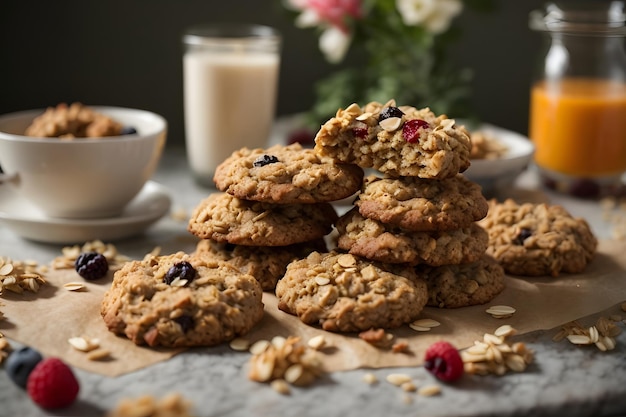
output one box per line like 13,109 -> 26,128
164,261 -> 196,285
253,154 -> 279,167
378,106 -> 404,122
514,228 -> 533,245
402,119 -> 430,143
75,252 -> 109,280
174,315 -> 194,332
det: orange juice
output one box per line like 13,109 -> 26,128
529,78 -> 626,177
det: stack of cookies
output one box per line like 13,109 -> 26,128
311,100 -> 506,310
187,143 -> 364,291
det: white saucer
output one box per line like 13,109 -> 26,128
0,181 -> 172,244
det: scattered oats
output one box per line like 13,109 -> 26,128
307,335 -> 326,350
270,379 -> 291,395
0,256 -> 46,295
170,207 -> 189,222
106,393 -> 196,417
409,323 -> 431,332
362,372 -> 378,384
249,339 -> 270,355
556,318 -> 621,351
64,282 -> 86,291
485,305 -> 516,318
409,318 -> 441,332
248,336 -> 324,388
401,381 -> 417,392
418,384 -> 441,397
68,336 -> 100,352
462,326 -> 534,376
87,348 -> 111,361
229,337 -> 250,352
52,240 -> 131,270
385,373 -> 412,386
494,324 -> 516,338
271,336 -> 287,349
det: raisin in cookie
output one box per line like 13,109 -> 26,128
336,207 -> 488,266
187,193 -> 338,246
314,100 -> 471,179
477,199 -> 597,276
193,238 -> 327,291
213,143 -> 363,204
356,174 -> 488,231
416,255 -> 505,308
101,252 -> 264,348
275,251 -> 428,333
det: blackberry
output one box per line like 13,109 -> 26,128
253,154 -> 279,167
75,252 -> 109,280
5,346 -> 43,388
164,261 -> 196,286
378,106 -> 404,122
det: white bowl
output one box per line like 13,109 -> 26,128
0,106 -> 167,219
463,123 -> 535,196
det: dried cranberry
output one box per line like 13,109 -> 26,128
402,119 -> 430,143
352,127 -> 368,139
515,228 -> 533,245
174,315 -> 194,333
253,154 -> 279,167
378,106 -> 404,122
164,261 -> 196,286
75,252 -> 109,281
424,341 -> 464,382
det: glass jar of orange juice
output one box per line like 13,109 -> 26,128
529,1 -> 626,198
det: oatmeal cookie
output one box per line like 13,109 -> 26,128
275,251 -> 428,332
193,238 -> 327,291
356,174 -> 488,231
416,255 -> 505,308
336,208 -> 489,266
314,100 -> 471,179
213,143 -> 364,204
477,199 -> 597,276
25,102 -> 123,138
101,252 -> 264,348
187,193 -> 338,246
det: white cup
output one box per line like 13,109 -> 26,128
0,107 -> 167,219
182,24 -> 281,187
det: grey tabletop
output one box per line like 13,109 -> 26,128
1,146 -> 625,417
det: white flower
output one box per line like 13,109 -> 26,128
396,0 -> 463,34
319,26 -> 352,63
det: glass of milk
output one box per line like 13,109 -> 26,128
183,24 -> 281,187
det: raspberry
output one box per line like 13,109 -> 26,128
26,358 -> 80,409
5,346 -> 43,388
352,127 -> 368,139
424,341 -> 464,382
74,252 -> 109,280
164,261 -> 196,286
402,119 -> 430,143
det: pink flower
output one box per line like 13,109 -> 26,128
287,0 -> 363,33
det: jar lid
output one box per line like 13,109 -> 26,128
530,1 -> 626,36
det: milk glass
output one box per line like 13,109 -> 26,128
183,24 -> 281,187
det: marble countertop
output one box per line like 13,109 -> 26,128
1,146 -> 626,417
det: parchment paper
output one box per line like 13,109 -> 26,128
1,239 -> 625,377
